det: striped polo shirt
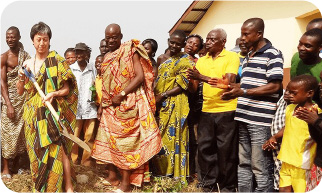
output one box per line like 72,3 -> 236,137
235,41 -> 284,126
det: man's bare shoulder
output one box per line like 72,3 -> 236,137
1,51 -> 9,65
1,50 -> 9,59
157,54 -> 170,65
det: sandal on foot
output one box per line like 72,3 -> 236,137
103,179 -> 120,187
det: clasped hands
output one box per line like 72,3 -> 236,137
186,67 -> 243,100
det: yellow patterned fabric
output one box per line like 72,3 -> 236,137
92,40 -> 162,187
1,48 -> 30,159
152,52 -> 194,185
23,51 -> 78,192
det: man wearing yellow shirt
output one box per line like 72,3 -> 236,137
187,28 -> 240,192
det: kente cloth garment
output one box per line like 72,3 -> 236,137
91,40 -> 162,187
1,48 -> 30,159
23,51 -> 78,192
152,52 -> 194,185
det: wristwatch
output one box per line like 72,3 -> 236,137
241,88 -> 247,96
120,90 -> 126,96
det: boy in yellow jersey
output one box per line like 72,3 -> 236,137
264,75 -> 319,192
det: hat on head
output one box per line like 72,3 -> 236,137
74,42 -> 88,51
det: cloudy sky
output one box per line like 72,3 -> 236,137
1,0 -> 193,63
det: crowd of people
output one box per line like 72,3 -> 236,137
1,17 -> 322,193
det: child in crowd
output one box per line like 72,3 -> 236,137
142,38 -> 158,80
295,73 -> 322,191
262,90 -> 291,191
264,75 -> 320,192
64,47 -> 77,65
94,55 -> 104,106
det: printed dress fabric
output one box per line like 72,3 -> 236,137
1,48 -> 30,159
23,51 -> 78,192
152,52 -> 194,185
91,40 -> 162,187
306,165 -> 322,191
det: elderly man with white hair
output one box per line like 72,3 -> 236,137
187,28 -> 240,192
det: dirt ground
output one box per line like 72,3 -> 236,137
2,163 -> 201,192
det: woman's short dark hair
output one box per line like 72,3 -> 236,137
142,38 -> 158,53
64,48 -> 75,57
30,22 -> 52,40
186,34 -> 204,51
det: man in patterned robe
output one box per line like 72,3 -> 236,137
1,26 -> 30,180
91,23 -> 162,192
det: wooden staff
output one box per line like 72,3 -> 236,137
22,67 -> 91,152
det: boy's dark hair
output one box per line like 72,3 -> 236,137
96,54 -> 104,60
170,30 -> 187,41
291,74 -> 318,92
142,38 -> 158,53
186,34 -> 204,51
64,48 -> 75,57
7,26 -> 20,37
303,28 -> 322,45
30,21 -> 52,40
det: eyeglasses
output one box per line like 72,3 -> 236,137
105,36 -> 119,41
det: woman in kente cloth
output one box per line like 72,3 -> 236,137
17,21 -> 78,192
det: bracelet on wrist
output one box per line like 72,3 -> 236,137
161,92 -> 169,98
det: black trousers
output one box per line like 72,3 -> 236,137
188,109 -> 199,175
197,111 -> 238,191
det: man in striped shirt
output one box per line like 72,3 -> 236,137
222,18 -> 284,192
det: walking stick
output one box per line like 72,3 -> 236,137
22,67 -> 91,152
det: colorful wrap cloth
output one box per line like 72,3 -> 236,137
1,48 -> 30,159
91,40 -> 162,187
23,51 -> 78,192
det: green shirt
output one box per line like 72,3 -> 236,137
290,52 -> 322,82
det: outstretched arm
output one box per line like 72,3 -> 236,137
221,79 -> 282,100
262,127 -> 284,151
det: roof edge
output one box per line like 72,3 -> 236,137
168,1 -> 199,35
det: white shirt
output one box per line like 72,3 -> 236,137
70,61 -> 97,119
